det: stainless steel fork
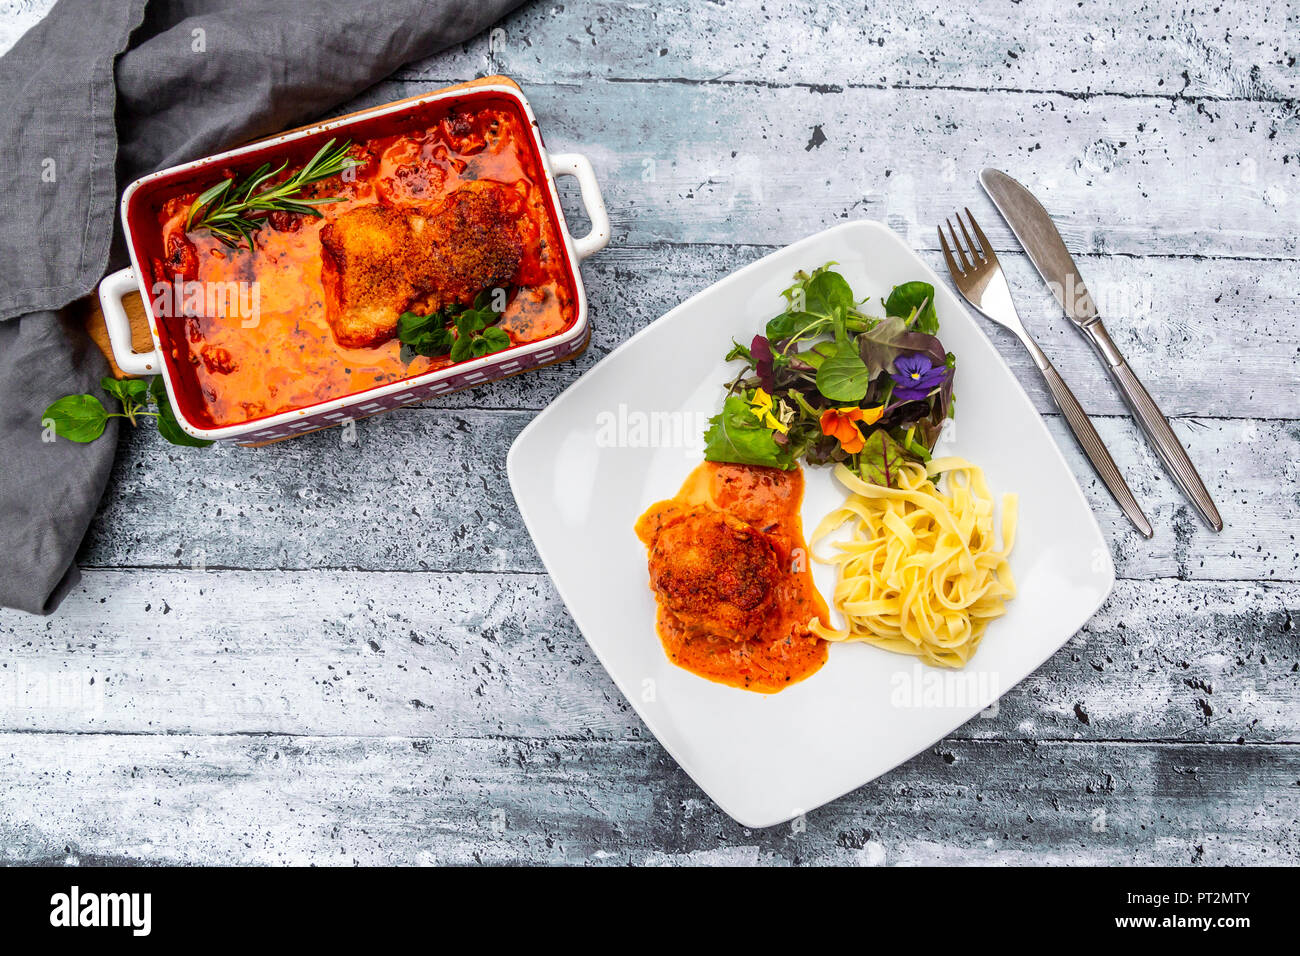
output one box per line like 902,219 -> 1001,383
939,209 -> 1153,538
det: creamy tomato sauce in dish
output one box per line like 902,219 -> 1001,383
144,98 -> 577,428
635,462 -> 829,693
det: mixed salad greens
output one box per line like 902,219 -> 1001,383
702,264 -> 954,487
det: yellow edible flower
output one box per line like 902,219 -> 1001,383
748,388 -> 789,433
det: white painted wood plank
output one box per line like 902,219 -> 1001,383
400,0 -> 1298,101
4,0 -> 1296,867
951,249 -> 1300,420
338,78 -> 1300,260
0,571 -> 1294,741
9,1 -> 1293,103
1,733 -> 1294,864
76,412 -> 1300,581
0,0 -> 56,57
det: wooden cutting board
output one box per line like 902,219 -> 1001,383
84,291 -> 150,379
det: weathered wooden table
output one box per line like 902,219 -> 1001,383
2,1 -> 1296,865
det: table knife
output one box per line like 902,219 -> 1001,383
979,168 -> 1224,532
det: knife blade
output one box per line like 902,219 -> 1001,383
979,168 -> 1223,532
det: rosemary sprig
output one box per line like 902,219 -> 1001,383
185,138 -> 361,249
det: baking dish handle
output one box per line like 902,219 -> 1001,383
547,152 -> 611,260
98,266 -> 160,376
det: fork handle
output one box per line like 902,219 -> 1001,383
1033,350 -> 1154,538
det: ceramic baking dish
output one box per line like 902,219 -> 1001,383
97,76 -> 609,445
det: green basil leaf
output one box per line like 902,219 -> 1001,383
155,396 -> 213,447
702,395 -> 795,470
479,326 -> 511,354
398,312 -> 455,358
151,378 -> 212,447
420,329 -> 455,354
396,310 -> 437,337
454,309 -> 487,339
885,281 -> 938,334
100,376 -> 147,406
42,394 -> 109,443
450,320 -> 512,363
399,311 -> 458,358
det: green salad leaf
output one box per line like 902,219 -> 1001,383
765,310 -> 822,342
702,395 -> 796,470
858,429 -> 907,487
803,269 -> 855,315
885,280 -> 938,334
814,311 -> 871,402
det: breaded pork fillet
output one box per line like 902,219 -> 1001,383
319,181 -> 524,348
646,509 -> 782,642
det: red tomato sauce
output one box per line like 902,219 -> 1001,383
146,103 -> 576,428
635,462 -> 829,694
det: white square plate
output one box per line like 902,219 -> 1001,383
508,220 -> 1114,827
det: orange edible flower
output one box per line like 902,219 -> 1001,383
819,405 -> 883,455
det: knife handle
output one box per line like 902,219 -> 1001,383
1083,323 -> 1224,533
1037,356 -> 1154,538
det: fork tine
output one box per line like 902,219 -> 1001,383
964,207 -> 995,263
956,214 -> 981,264
946,218 -> 971,270
938,226 -> 962,276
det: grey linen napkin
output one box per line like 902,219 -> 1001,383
0,0 -> 524,613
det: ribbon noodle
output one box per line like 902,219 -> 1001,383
810,457 -> 1017,668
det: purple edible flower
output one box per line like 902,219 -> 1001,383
890,353 -> 947,402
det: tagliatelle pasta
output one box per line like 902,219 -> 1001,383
810,457 -> 1017,668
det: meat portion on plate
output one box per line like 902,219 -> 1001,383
635,461 -> 830,693
647,509 -> 782,642
319,181 -> 525,348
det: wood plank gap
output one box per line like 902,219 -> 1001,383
587,74 -> 1300,107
